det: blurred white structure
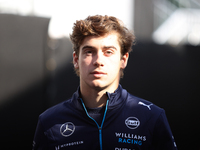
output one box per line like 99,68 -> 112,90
153,8 -> 200,46
0,0 -> 134,38
0,0 -> 200,45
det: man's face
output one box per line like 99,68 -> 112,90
73,32 -> 129,93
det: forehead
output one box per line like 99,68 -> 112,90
80,32 -> 120,48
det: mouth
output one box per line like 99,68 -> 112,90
90,71 -> 107,77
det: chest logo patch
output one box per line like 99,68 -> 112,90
60,122 -> 75,137
125,117 -> 140,129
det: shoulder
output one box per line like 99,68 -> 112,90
123,93 -> 169,130
38,99 -> 72,128
126,93 -> 164,116
37,89 -> 81,130
40,101 -> 66,117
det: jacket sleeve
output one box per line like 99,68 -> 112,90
32,118 -> 48,150
152,110 -> 178,150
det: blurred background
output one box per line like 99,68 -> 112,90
0,0 -> 199,149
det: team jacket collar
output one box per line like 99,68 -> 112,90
70,84 -> 128,111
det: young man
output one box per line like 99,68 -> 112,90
33,15 -> 178,150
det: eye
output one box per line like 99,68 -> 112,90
85,50 -> 93,55
104,50 -> 113,56
86,50 -> 92,54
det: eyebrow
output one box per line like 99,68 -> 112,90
103,46 -> 117,50
81,45 -> 117,50
81,45 -> 94,50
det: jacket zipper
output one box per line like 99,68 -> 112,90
80,98 -> 109,150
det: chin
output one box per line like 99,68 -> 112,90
91,81 -> 117,93
90,81 -> 107,90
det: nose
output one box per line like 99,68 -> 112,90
93,51 -> 104,67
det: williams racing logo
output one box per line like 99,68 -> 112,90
125,117 -> 140,129
115,133 -> 146,146
60,122 -> 75,137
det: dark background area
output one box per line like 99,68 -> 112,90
0,14 -> 200,150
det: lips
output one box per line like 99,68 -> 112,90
91,71 -> 106,74
90,71 -> 106,77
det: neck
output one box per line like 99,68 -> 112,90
80,88 -> 108,108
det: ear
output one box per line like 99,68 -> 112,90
73,51 -> 79,69
120,53 -> 129,69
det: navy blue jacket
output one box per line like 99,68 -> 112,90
33,85 -> 177,150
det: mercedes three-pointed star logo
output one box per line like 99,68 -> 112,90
60,122 -> 75,137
